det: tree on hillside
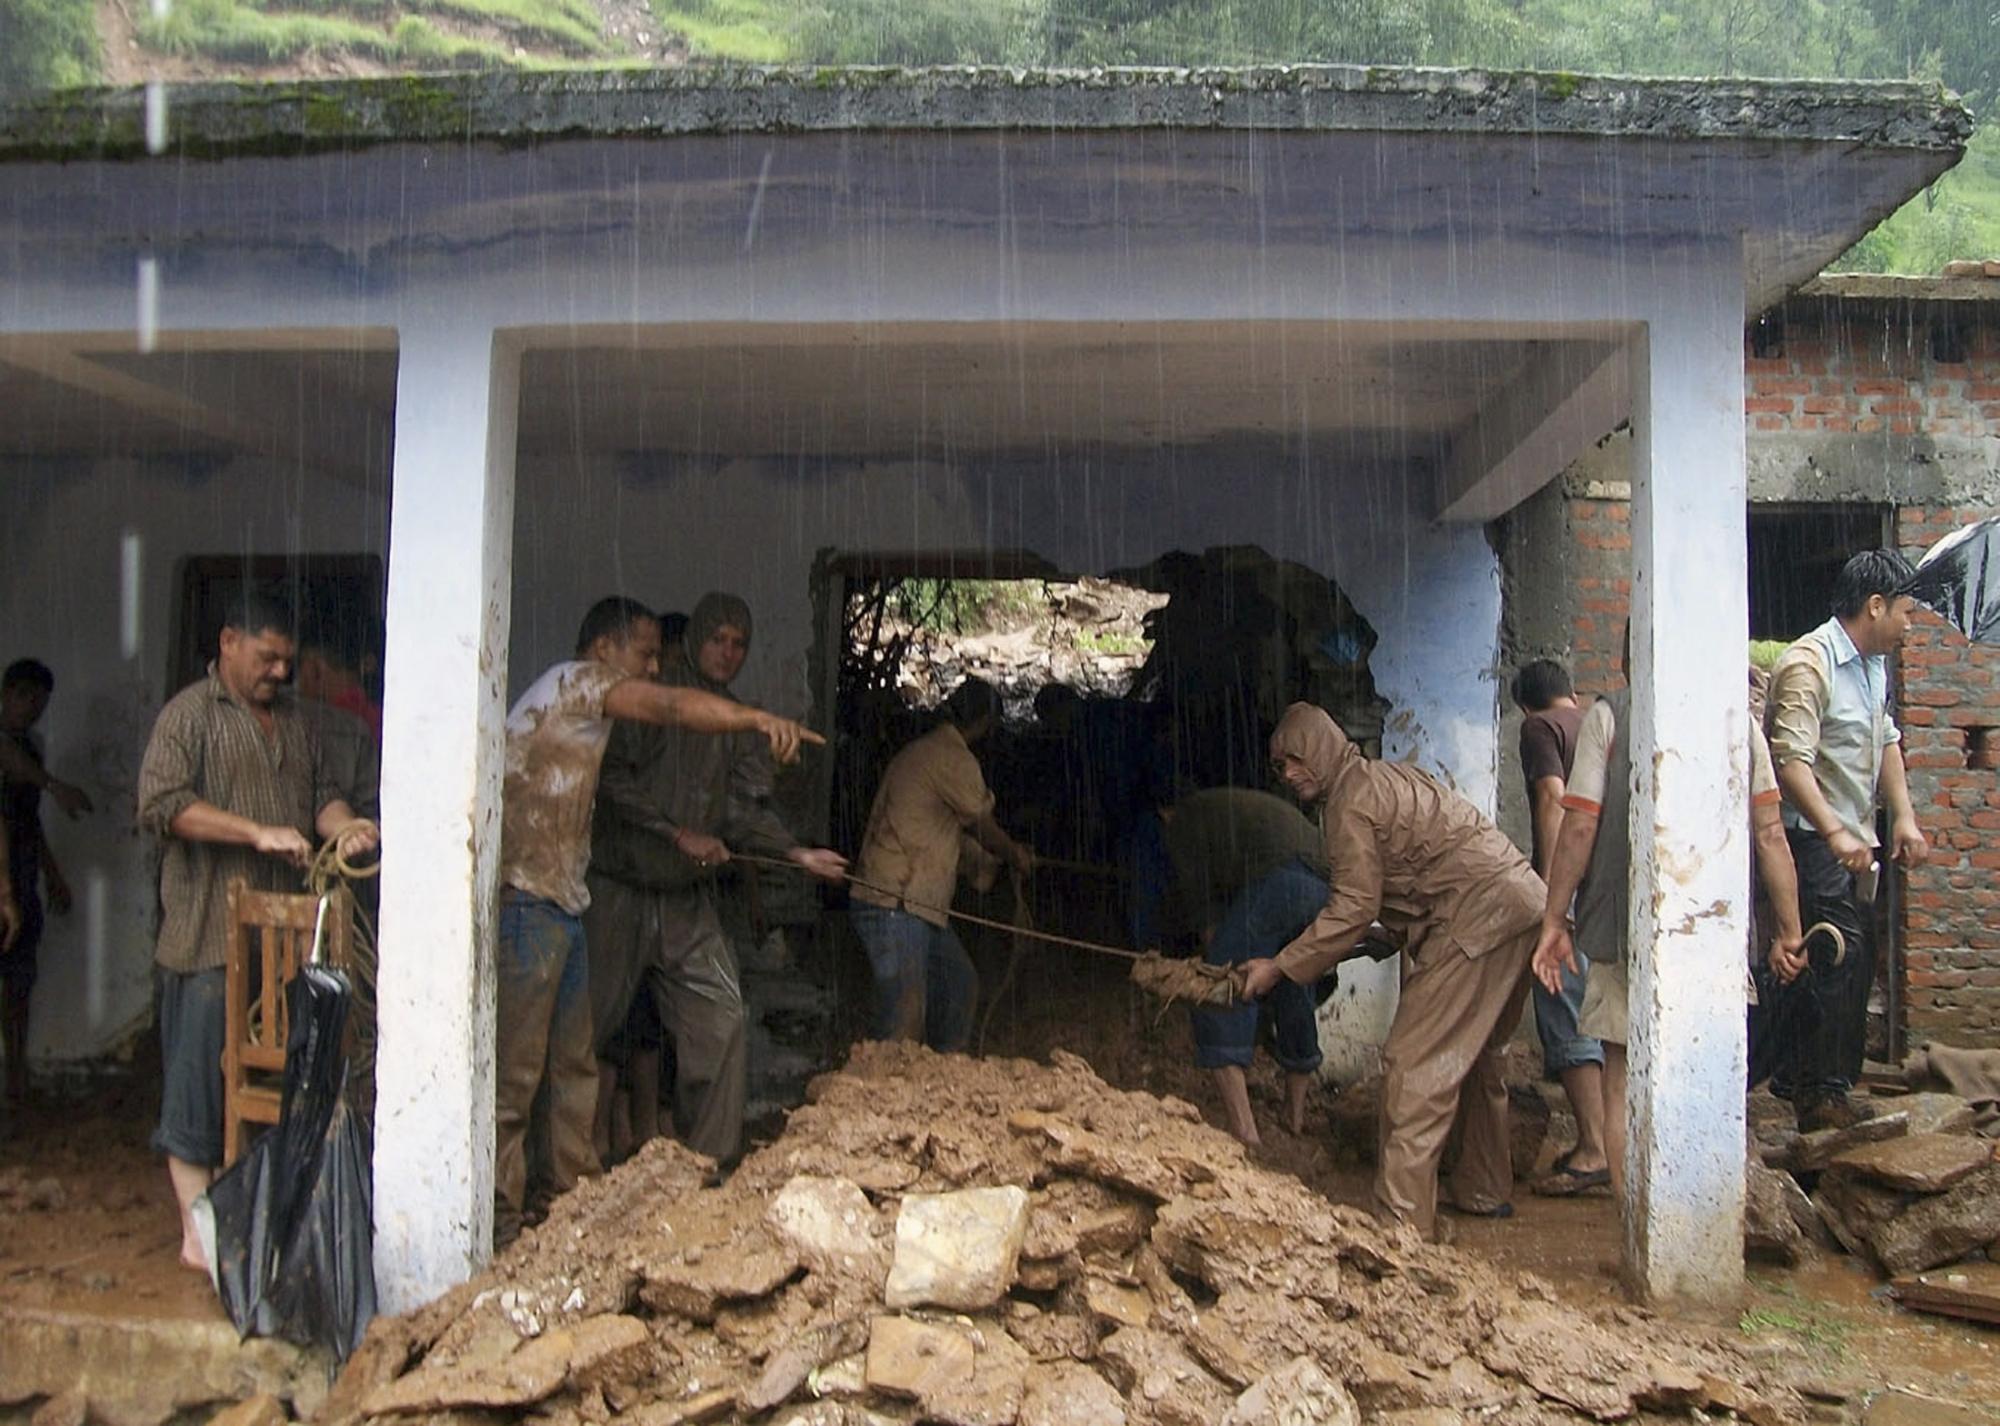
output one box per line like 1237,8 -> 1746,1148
0,0 -> 100,96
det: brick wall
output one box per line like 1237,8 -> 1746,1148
1893,505 -> 2000,1043
1748,295 -> 2000,1044
1503,284 -> 2000,1048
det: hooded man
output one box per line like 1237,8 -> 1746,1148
1241,703 -> 1543,1238
584,592 -> 846,1167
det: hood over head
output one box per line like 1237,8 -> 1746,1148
686,591 -> 753,686
1269,702 -> 1359,794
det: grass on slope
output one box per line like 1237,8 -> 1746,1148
644,0 -> 789,61
139,0 -> 608,65
1842,120 -> 2000,275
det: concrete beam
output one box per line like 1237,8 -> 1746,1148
1624,269 -> 1750,1302
0,335 -> 382,487
372,322 -> 517,1310
1434,337 -> 1629,523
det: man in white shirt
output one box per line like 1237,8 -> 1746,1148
1764,551 -> 1929,1132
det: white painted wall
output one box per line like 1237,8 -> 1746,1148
0,456 -> 386,1065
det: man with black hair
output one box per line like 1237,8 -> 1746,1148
584,592 -> 847,1166
138,591 -> 378,1270
1765,549 -> 1929,1132
1508,658 -> 1608,1196
1,658 -> 91,1107
493,596 -> 820,1245
850,677 -> 1033,1051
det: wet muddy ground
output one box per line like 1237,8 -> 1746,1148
3,934 -> 1997,1422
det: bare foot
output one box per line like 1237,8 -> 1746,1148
179,1238 -> 208,1272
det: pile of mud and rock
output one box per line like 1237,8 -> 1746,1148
323,1043 -> 1811,1426
1744,1068 -> 2000,1286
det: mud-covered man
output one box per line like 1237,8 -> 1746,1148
493,596 -> 819,1246
1241,703 -> 1542,1238
583,591 -> 846,1167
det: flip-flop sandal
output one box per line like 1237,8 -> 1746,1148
1533,1164 -> 1612,1197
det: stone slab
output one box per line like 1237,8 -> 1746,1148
1221,1357 -> 1360,1426
1872,1164 -> 2000,1275
1019,1362 -> 1128,1426
1783,1111 -> 1909,1173
1831,1134 -> 1993,1193
0,1306 -> 328,1426
1867,1094 -> 1979,1139
884,1186 -> 1030,1311
362,1313 -> 651,1414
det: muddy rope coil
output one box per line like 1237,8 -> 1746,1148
304,823 -> 382,1120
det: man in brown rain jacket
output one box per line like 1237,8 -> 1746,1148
1242,703 -> 1543,1238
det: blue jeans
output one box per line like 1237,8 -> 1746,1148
1193,859 -> 1327,1073
495,890 -> 599,1238
1531,952 -> 1603,1076
849,904 -> 977,1053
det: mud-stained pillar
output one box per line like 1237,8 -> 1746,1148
1625,266 -> 1749,1302
373,324 -> 519,1311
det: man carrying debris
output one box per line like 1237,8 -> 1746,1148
495,597 -> 819,1245
1530,651 -> 1808,1200
584,592 -> 847,1167
138,591 -> 378,1271
850,678 -> 1033,1052
1138,786 -> 1329,1148
1241,703 -> 1540,1238
1766,550 -> 1928,1132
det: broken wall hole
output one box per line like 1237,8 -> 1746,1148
791,546 -> 1392,1101
1966,726 -> 1997,771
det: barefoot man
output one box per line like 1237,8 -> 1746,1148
137,591 -> 378,1270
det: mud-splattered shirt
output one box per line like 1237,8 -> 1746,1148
498,660 -> 631,916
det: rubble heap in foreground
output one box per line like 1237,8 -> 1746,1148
321,1043 -> 1807,1426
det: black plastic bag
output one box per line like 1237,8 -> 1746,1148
207,963 -> 377,1362
1902,514 -> 2000,643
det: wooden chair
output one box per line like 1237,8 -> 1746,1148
221,878 -> 352,1166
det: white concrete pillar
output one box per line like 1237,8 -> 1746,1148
373,324 -> 519,1311
1624,268 -> 1750,1302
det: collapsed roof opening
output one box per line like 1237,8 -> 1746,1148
799,546 -> 1387,1084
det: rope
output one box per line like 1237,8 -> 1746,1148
725,850 -> 1148,964
304,821 -> 382,1123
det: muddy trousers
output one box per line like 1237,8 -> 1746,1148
495,889 -> 602,1244
1375,926 -> 1536,1239
583,875 -> 747,1164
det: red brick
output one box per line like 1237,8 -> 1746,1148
1745,396 -> 1794,415
1754,377 -> 1814,396
1754,415 -> 1786,431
